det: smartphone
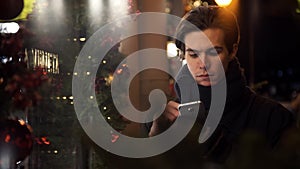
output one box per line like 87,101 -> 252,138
178,100 -> 201,116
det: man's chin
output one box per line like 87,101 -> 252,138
197,81 -> 212,87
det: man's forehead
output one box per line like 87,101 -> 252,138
184,29 -> 225,50
184,32 -> 213,50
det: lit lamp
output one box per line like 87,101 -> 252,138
215,0 -> 232,7
167,41 -> 178,58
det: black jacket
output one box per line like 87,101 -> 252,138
168,57 -> 295,167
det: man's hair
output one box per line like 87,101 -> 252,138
175,6 -> 240,58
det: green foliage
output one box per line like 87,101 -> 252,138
95,45 -> 130,132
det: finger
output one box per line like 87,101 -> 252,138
168,101 -> 180,110
164,101 -> 180,121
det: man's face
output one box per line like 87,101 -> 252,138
184,28 -> 234,86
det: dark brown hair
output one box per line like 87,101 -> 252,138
175,6 -> 240,58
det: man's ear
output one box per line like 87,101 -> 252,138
229,43 -> 238,60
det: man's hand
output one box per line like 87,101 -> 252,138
149,101 -> 180,137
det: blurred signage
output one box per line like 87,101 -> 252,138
0,22 -> 19,33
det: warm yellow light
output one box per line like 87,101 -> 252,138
105,74 -> 114,85
193,0 -> 201,7
18,119 -> 26,126
215,0 -> 232,7
79,37 -> 86,42
165,7 -> 171,13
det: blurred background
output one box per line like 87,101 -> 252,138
0,0 -> 299,168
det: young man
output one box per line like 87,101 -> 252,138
148,5 -> 295,168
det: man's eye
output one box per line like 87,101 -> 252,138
187,51 -> 198,58
215,47 -> 223,54
206,49 -> 218,56
205,47 -> 223,56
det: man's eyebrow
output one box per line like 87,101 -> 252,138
185,48 -> 200,52
214,46 -> 223,49
186,46 -> 222,52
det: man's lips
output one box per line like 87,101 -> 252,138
195,73 -> 210,77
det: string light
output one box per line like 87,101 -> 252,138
185,0 -> 209,12
105,74 -> 114,85
193,0 -> 201,7
79,37 -> 86,42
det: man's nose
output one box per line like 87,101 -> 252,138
197,54 -> 208,69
